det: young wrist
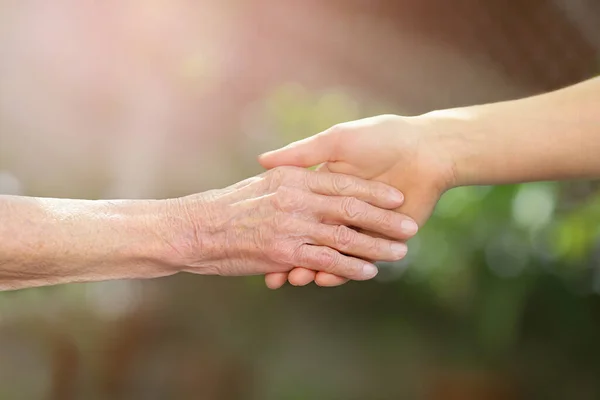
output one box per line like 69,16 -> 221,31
419,108 -> 483,188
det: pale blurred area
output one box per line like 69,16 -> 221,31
1,0 -> 600,399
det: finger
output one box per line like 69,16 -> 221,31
258,131 -> 336,169
309,223 -> 408,262
312,194 -> 419,240
288,268 -> 316,286
265,272 -> 288,289
305,171 -> 404,209
353,228 -> 389,240
315,272 -> 349,287
293,244 -> 378,280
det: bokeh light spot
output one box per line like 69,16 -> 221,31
512,183 -> 557,230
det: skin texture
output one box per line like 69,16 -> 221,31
177,166 -> 419,278
260,76 -> 600,289
0,166 -> 418,290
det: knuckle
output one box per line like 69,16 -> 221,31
266,238 -> 296,264
263,169 -> 282,192
341,197 -> 365,219
316,249 -> 339,270
370,182 -> 389,200
266,167 -> 291,190
271,186 -> 305,211
331,175 -> 354,193
298,168 -> 312,189
266,166 -> 283,181
374,210 -> 394,229
333,225 -> 355,248
269,189 -> 286,210
290,245 -> 308,264
274,184 -> 293,199
368,238 -> 385,256
360,235 -> 377,250
266,166 -> 305,191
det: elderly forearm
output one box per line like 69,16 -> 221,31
0,167 -> 417,290
0,195 -> 183,290
427,76 -> 600,186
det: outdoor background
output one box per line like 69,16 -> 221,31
1,0 -> 600,399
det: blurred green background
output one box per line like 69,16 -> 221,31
1,0 -> 600,399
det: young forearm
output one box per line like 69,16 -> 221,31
427,76 -> 600,187
0,196 -> 181,290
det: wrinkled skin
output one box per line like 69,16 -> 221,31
259,115 -> 457,288
174,165 -> 419,280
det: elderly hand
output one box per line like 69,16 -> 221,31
172,166 -> 419,282
0,165 -> 415,291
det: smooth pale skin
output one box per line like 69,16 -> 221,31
260,76 -> 600,289
0,166 -> 420,291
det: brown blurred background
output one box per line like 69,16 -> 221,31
1,0 -> 599,399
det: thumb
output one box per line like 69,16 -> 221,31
258,132 -> 336,169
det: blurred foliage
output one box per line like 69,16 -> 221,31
1,83 -> 599,400
265,87 -> 600,398
266,84 -> 361,142
1,0 -> 599,394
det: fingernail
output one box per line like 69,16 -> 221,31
391,242 -> 408,258
362,263 -> 379,279
389,190 -> 404,204
401,220 -> 419,235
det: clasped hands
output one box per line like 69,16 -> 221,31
2,78 -> 594,291
259,115 -> 455,289
175,114 -> 458,289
